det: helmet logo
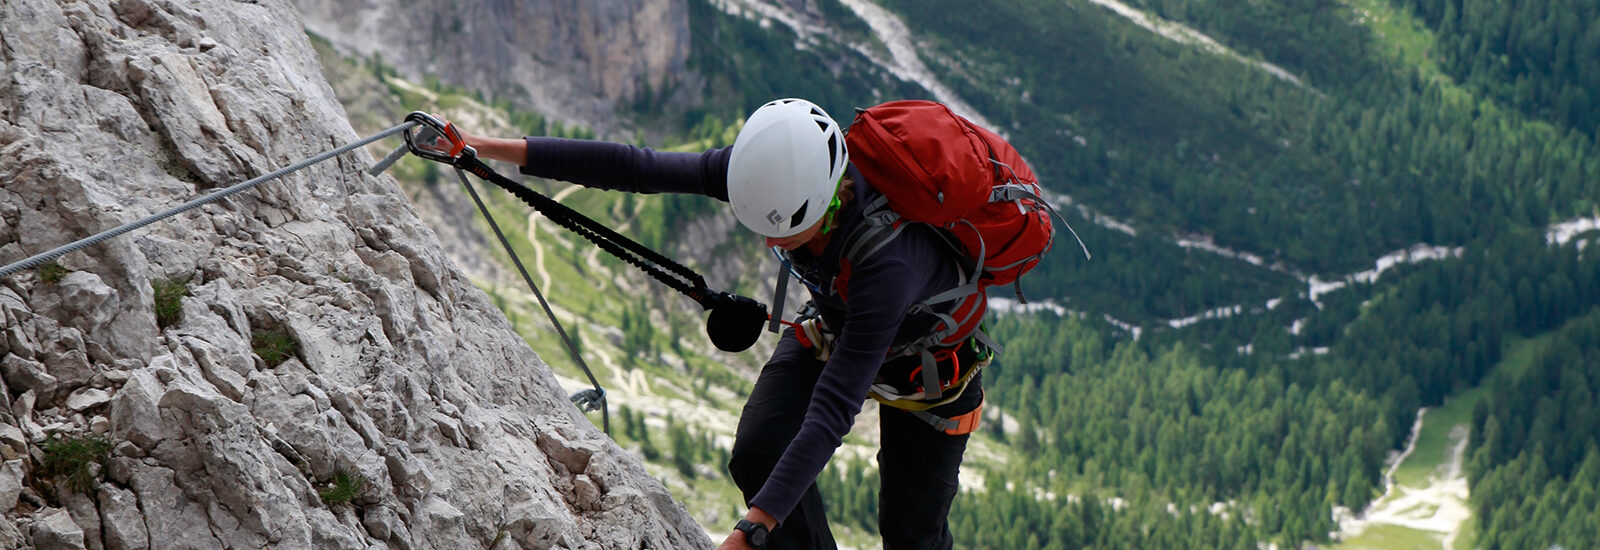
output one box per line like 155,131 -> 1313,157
765,210 -> 784,226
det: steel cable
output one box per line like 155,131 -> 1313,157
453,169 -> 609,434
0,121 -> 419,279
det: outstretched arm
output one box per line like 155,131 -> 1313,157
457,126 -> 732,198
461,130 -> 527,165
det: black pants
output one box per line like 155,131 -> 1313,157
728,332 -> 982,550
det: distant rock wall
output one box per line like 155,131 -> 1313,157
0,0 -> 709,548
289,0 -> 693,133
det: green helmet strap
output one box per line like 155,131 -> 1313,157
818,175 -> 846,235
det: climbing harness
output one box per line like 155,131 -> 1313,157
786,304 -> 994,435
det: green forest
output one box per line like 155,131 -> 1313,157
676,0 -> 1600,547
1395,0 -> 1600,136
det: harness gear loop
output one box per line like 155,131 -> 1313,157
869,337 -> 993,413
906,347 -> 963,393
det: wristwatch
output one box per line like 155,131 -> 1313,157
734,519 -> 770,549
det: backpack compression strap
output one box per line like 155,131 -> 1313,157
990,166 -> 1092,263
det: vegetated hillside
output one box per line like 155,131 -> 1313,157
667,0 -> 928,131
314,0 -> 1600,547
1467,309 -> 1600,549
1390,0 -> 1599,137
309,29 -> 896,541
847,0 -> 1600,547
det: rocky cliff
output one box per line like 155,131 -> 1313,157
0,0 -> 709,548
288,0 -> 692,134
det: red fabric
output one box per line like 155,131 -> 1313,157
833,257 -> 853,302
845,100 -> 1055,289
936,292 -> 986,347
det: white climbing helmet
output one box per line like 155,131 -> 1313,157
727,98 -> 849,238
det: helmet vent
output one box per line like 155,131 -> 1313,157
790,201 -> 810,230
826,133 -> 839,168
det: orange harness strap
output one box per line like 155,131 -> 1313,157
909,399 -> 984,436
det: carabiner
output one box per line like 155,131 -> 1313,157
404,111 -> 475,165
907,348 -> 962,392
570,387 -> 607,412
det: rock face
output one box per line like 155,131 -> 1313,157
0,0 -> 710,548
289,0 -> 693,133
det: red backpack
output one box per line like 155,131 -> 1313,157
841,100 -> 1088,364
846,101 -> 1081,283
768,100 -> 1088,405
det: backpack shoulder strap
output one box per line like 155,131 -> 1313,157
840,194 -> 908,265
766,254 -> 793,334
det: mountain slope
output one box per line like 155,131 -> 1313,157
289,0 -> 693,133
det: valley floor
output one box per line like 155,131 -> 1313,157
1326,335 -> 1559,550
1334,409 -> 1474,550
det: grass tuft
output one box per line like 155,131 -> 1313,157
318,470 -> 367,505
152,277 -> 189,329
251,328 -> 300,368
157,147 -> 204,185
40,435 -> 112,494
38,262 -> 67,284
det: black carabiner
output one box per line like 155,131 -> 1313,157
404,111 -> 475,165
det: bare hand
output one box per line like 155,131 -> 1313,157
716,529 -> 752,550
717,507 -> 776,550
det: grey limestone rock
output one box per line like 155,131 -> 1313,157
31,508 -> 86,550
0,460 -> 23,512
95,485 -> 148,550
0,0 -> 709,548
287,0 -> 693,134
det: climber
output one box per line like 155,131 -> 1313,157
442,98 -> 992,549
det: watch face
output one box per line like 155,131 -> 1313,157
738,520 -> 769,547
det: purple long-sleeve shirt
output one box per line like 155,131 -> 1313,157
520,137 -> 967,523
